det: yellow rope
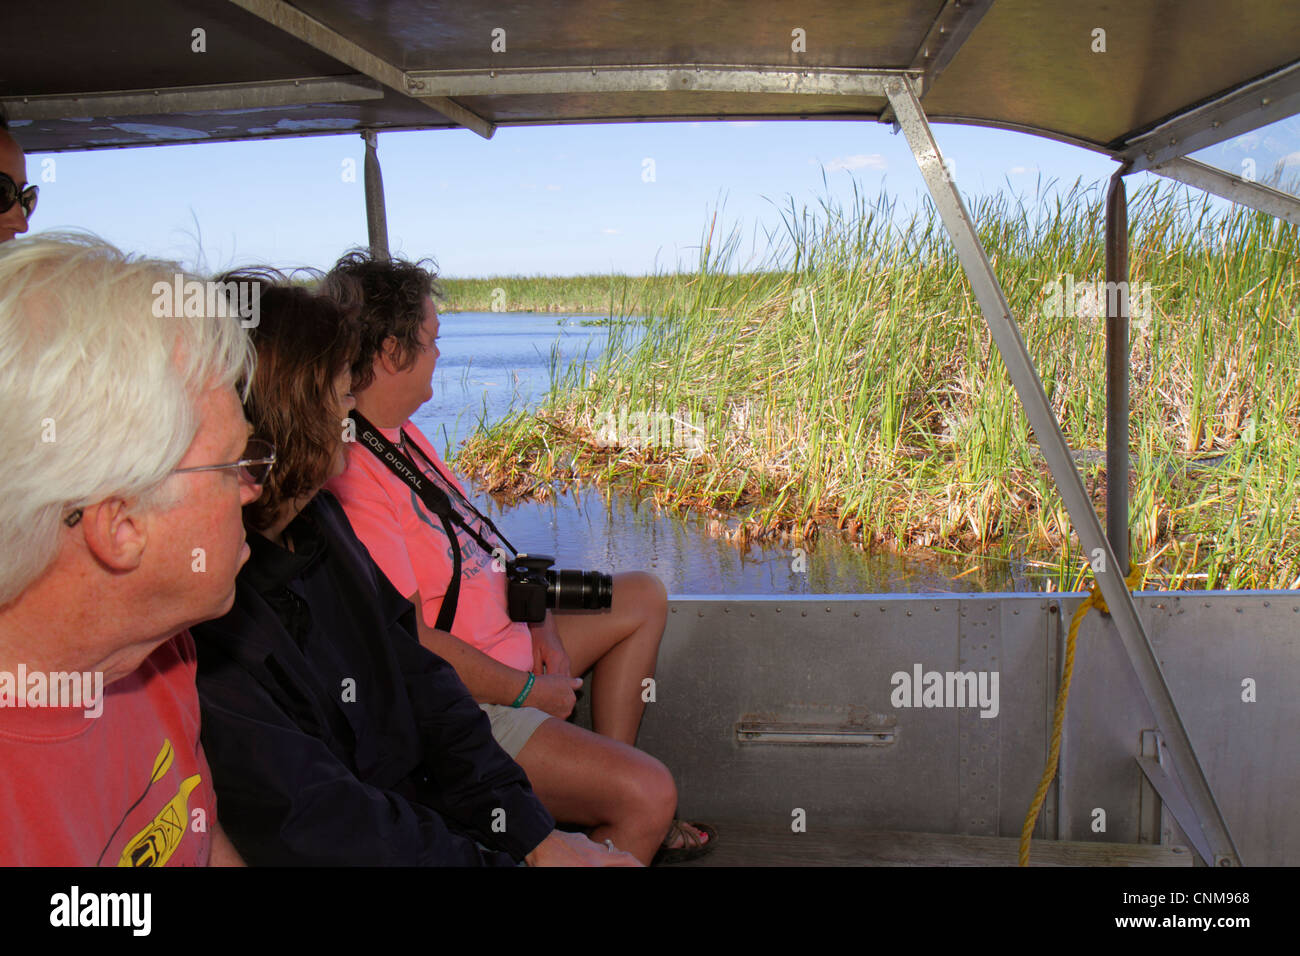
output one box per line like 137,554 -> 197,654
1018,562 -> 1142,866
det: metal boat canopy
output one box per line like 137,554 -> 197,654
8,1 -> 1299,171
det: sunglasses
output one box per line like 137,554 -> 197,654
1,172 -> 37,219
63,439 -> 276,527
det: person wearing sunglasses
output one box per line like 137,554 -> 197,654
0,110 -> 35,243
189,275 -> 636,866
0,235 -> 255,866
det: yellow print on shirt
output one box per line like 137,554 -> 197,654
117,739 -> 202,867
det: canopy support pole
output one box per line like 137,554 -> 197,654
1104,167 -> 1130,574
363,130 -> 390,261
884,79 -> 1241,866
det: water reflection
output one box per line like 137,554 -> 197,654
421,312 -> 1021,594
466,482 -> 1029,595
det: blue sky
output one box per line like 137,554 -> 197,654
24,119 -> 1183,278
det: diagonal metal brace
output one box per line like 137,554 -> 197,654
885,79 -> 1241,866
227,0 -> 495,139
1136,736 -> 1215,865
1151,158 -> 1300,228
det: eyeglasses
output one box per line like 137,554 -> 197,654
0,172 -> 37,220
172,438 -> 276,485
63,439 -> 276,527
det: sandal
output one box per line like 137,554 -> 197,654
652,819 -> 717,865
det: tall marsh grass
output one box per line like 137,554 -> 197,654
439,274 -> 683,315
457,180 -> 1300,591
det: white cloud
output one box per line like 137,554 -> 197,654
602,227 -> 620,235
817,154 -> 888,172
545,184 -> 561,191
1008,165 -> 1038,175
726,121 -> 759,127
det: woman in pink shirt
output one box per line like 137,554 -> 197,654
324,252 -> 713,865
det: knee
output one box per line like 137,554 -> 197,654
607,749 -> 676,823
629,755 -> 677,825
642,571 -> 668,611
619,571 -> 667,621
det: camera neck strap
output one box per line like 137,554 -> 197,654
348,410 -> 514,632
394,424 -> 519,558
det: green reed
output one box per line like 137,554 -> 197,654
438,274 -> 690,315
457,178 -> 1300,591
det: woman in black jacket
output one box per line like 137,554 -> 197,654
191,276 -> 635,866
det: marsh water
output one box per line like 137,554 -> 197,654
417,312 -> 1028,595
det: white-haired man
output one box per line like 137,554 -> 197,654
0,235 -> 256,865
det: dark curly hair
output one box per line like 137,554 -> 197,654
217,270 -> 361,532
321,250 -> 442,392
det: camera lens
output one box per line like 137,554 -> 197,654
546,569 -> 614,610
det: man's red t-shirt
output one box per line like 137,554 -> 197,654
0,632 -> 216,866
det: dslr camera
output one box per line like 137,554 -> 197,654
505,554 -> 614,623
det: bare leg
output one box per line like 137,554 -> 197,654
552,570 -> 667,746
551,571 -> 707,853
514,716 -> 676,865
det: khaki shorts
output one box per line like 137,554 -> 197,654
479,702 -> 550,759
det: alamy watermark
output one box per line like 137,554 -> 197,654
50,886 -> 150,936
151,275 -> 261,328
890,663 -> 999,719
0,665 -> 104,718
593,409 -> 705,459
1041,275 -> 1153,328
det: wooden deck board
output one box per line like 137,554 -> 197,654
676,822 -> 1194,867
